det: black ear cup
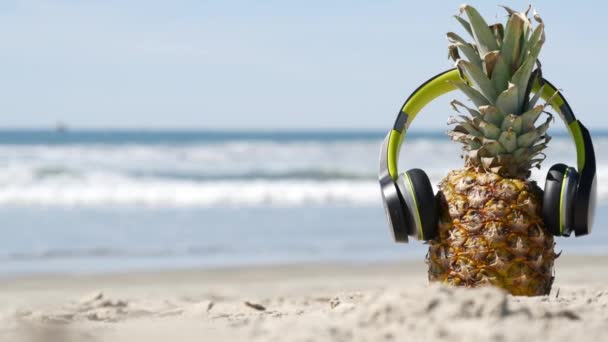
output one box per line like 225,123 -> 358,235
395,168 -> 438,241
543,164 -> 579,236
379,176 -> 410,243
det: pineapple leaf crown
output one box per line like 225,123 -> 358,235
447,5 -> 553,179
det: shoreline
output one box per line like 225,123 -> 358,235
1,253 -> 606,281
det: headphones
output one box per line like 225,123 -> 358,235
379,68 -> 597,243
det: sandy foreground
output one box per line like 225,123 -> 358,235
0,256 -> 607,342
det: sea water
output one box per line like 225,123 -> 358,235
0,130 -> 606,275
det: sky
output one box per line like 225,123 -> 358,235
0,0 -> 606,131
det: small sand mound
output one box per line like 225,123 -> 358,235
251,285 -> 604,342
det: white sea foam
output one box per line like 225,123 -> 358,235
0,179 -> 379,207
0,136 -> 603,207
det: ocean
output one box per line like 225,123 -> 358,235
0,129 -> 606,275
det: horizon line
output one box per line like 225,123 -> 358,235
0,126 -> 599,135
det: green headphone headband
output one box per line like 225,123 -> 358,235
386,68 -> 587,180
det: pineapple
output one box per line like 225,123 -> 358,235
426,5 -> 558,296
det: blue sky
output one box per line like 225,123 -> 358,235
0,0 -> 606,130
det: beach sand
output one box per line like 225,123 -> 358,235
1,255 -> 607,342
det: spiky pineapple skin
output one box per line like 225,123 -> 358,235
426,169 -> 557,296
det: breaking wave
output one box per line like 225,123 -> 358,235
0,133 -> 604,207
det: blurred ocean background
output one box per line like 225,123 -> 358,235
0,129 -> 606,275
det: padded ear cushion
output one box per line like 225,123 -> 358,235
402,169 -> 438,240
543,164 -> 566,235
562,167 -> 580,234
543,164 -> 579,236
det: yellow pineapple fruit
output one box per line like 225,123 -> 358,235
426,5 -> 558,296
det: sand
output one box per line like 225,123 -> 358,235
1,255 -> 607,342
